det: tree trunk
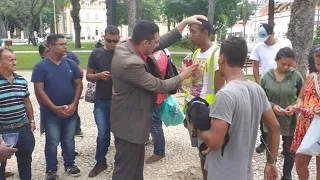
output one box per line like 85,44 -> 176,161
243,0 -> 248,38
287,0 -> 315,78
128,0 -> 141,36
207,0 -> 215,25
167,16 -> 171,31
317,2 -> 320,27
28,25 -> 37,46
0,17 -> 7,38
71,0 -> 82,48
268,0 -> 275,25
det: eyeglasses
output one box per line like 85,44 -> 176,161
105,39 -> 119,44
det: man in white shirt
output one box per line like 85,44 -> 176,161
250,23 -> 294,153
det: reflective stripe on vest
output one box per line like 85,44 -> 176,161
182,46 -> 219,112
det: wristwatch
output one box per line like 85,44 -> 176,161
30,120 -> 35,123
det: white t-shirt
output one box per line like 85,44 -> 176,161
187,45 -> 219,101
250,38 -> 292,76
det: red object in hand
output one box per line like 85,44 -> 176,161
63,105 -> 69,113
183,53 -> 192,67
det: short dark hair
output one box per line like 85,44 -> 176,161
220,37 -> 248,68
38,42 -> 48,55
47,34 -> 65,45
275,47 -> 295,61
131,20 -> 159,45
0,48 -> 13,61
105,25 -> 120,35
199,19 -> 212,36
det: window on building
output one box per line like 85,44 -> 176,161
95,14 -> 99,20
95,28 -> 98,36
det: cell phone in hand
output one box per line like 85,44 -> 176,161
278,107 -> 288,112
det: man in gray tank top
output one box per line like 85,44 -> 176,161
197,37 -> 281,180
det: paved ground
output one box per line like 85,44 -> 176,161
5,71 -> 317,180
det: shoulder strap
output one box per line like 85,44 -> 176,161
192,49 -> 201,61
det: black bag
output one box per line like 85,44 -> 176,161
165,55 -> 179,94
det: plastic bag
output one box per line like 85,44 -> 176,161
297,115 -> 320,156
160,96 -> 185,127
2,133 -> 19,147
85,82 -> 96,103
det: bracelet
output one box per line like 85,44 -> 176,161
30,120 -> 35,123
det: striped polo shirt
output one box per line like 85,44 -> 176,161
0,73 -> 29,124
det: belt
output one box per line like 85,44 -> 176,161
0,120 -> 30,130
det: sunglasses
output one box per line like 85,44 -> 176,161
105,39 -> 119,44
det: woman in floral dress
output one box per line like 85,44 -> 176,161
291,48 -> 320,180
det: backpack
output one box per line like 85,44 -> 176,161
164,51 -> 179,94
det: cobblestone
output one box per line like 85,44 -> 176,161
4,71 -> 317,180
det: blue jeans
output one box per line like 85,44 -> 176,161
0,123 -> 35,180
44,113 -> 77,172
94,99 -> 111,164
150,103 -> 165,156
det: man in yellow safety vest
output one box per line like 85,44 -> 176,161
183,19 -> 225,180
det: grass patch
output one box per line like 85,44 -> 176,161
10,42 -> 96,51
168,46 -> 190,52
15,53 -> 186,70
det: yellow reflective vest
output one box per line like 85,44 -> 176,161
183,45 -> 220,112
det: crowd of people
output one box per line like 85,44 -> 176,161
0,14 -> 319,180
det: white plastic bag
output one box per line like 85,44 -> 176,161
297,115 -> 320,156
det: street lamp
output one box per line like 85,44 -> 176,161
53,0 -> 57,33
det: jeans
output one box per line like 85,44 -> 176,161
281,136 -> 295,180
94,99 -> 111,164
44,113 -> 77,172
150,103 -> 165,156
0,123 -> 35,180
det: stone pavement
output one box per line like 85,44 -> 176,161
5,71 -> 317,180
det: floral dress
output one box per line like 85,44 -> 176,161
291,74 -> 320,152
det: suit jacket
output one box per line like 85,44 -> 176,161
110,28 -> 182,144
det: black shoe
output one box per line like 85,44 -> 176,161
75,151 -> 79,156
88,163 -> 107,177
65,165 -> 81,177
255,143 -> 266,153
5,172 -> 14,177
46,171 -> 57,180
281,150 -> 285,156
75,131 -> 84,137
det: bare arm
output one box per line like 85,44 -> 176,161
297,73 -> 313,107
34,82 -> 57,111
253,61 -> 260,84
72,78 -> 83,106
86,68 -> 101,82
24,97 -> 34,121
199,119 -> 229,150
262,109 -> 280,164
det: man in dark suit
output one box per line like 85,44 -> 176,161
110,15 -> 207,180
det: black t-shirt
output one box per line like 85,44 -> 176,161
87,47 -> 114,100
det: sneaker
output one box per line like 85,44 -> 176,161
46,171 -> 57,180
65,165 -> 81,177
145,154 -> 165,164
88,163 -> 107,177
255,143 -> 266,153
145,140 -> 151,145
75,151 -> 79,156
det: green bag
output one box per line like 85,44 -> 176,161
160,96 -> 185,127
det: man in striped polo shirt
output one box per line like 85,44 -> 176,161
0,48 -> 36,180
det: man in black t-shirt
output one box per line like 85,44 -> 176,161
86,25 -> 120,177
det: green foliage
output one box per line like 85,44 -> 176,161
172,38 -> 197,52
314,26 -> 320,45
117,0 -> 161,26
